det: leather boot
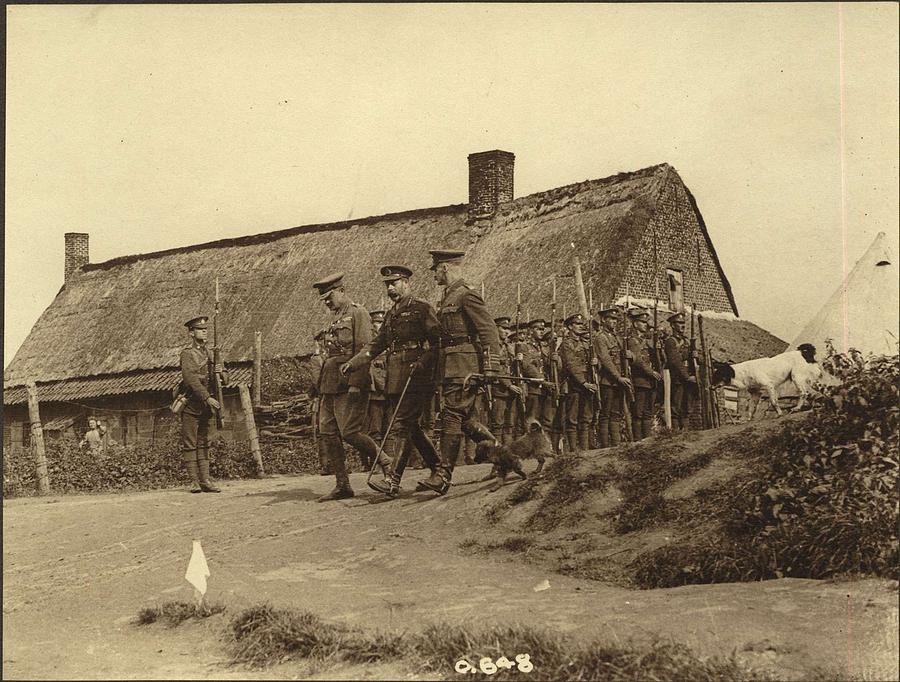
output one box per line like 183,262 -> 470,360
597,422 -> 610,448
577,429 -> 590,452
318,437 -> 354,502
185,459 -> 202,493
466,420 -> 498,445
421,432 -> 460,494
566,431 -> 579,453
371,436 -> 410,495
197,454 -> 221,492
609,420 -> 622,447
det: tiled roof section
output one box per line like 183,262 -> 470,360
3,364 -> 252,405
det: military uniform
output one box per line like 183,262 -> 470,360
425,249 -> 502,495
663,312 -> 696,430
593,307 -> 628,448
179,315 -> 227,493
491,317 -> 519,445
346,266 -> 441,496
519,322 -> 548,426
364,310 -> 391,470
627,309 -> 662,440
560,313 -> 596,452
314,272 -> 389,501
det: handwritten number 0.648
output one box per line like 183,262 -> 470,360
455,654 -> 533,674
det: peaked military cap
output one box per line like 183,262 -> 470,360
369,309 -> 386,321
185,316 -> 209,330
528,318 -> 548,327
667,311 -> 686,323
494,316 -> 512,327
596,306 -> 620,319
380,265 -> 413,282
628,308 -> 652,322
312,272 -> 345,298
564,312 -> 585,326
428,249 -> 466,270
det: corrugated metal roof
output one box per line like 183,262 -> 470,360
3,364 -> 252,406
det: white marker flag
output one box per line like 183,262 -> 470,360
185,540 -> 210,595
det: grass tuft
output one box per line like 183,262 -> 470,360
223,605 -> 764,680
133,600 -> 225,628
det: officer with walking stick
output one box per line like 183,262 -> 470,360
342,266 -> 442,498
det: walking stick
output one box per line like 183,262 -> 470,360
366,373 -> 413,493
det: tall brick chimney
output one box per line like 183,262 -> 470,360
468,150 -> 514,219
64,233 -> 89,283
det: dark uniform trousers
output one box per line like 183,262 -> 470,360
435,280 -> 503,488
318,302 -> 384,492
632,387 -> 657,439
664,333 -> 695,430
565,387 -> 595,451
181,404 -> 212,462
594,328 -> 631,448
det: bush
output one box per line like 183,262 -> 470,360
633,351 -> 899,586
2,418 -> 324,497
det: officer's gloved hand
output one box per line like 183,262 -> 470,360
619,376 -> 633,390
339,362 -> 352,376
583,382 -> 598,394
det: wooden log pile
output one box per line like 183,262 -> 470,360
255,393 -> 315,440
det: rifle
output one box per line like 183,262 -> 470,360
549,276 -> 562,452
512,284 -> 527,417
463,373 -> 555,389
621,287 -> 635,441
212,277 -> 226,429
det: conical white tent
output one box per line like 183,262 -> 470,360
791,232 -> 899,357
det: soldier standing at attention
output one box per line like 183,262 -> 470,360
491,316 -> 518,445
363,309 -> 391,470
313,273 -> 391,502
627,308 -> 662,440
343,265 -> 441,498
179,316 -> 227,493
560,313 -> 598,453
664,311 -> 697,430
423,249 -> 513,495
519,319 -> 548,426
593,307 -> 633,448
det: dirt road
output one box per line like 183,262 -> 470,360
3,465 -> 897,680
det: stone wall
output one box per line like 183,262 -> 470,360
615,173 -> 736,314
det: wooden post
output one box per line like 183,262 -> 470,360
238,384 -> 264,476
572,258 -> 590,320
697,315 -> 713,429
253,331 -> 262,407
663,369 -> 672,429
25,382 -> 50,495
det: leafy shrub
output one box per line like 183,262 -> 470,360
633,351 -> 899,586
2,418 -> 325,497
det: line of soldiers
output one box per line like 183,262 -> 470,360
176,249 -> 701,497
307,249 -> 700,503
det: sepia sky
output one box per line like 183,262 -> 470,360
5,3 -> 898,365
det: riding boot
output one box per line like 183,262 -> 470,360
184,458 -> 202,493
317,437 -> 354,502
609,420 -> 622,447
597,422 -> 610,449
421,432 -> 460,494
197,450 -> 220,492
466,420 -> 498,445
371,436 -> 411,495
409,426 -> 439,472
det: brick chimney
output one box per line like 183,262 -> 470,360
468,150 -> 514,219
64,233 -> 89,283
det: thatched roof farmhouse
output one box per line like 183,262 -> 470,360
3,150 -> 785,447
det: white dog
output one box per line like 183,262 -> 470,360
711,343 -> 821,420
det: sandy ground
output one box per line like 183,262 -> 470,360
3,464 -> 898,681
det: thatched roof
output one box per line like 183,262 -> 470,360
5,162 -> 755,401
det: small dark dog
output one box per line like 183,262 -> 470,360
474,420 -> 554,492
